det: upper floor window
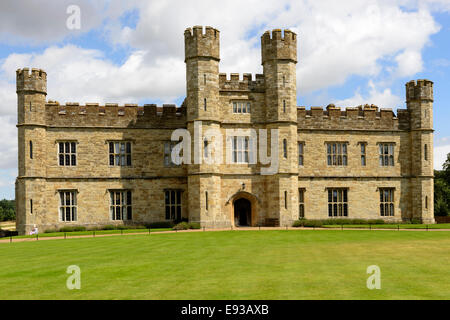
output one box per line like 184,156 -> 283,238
59,190 -> 77,222
328,188 -> 348,217
204,139 -> 209,159
109,141 -> 132,166
424,144 -> 428,161
59,142 -> 77,166
164,141 -> 181,167
379,143 -> 394,166
283,100 -> 286,113
360,142 -> 366,166
379,188 -> 394,216
283,139 -> 288,158
298,142 -> 304,166
110,190 -> 132,221
327,143 -> 348,166
231,136 -> 251,163
29,141 -> 33,159
204,98 -> 207,111
232,101 -> 250,114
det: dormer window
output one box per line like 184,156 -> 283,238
232,101 -> 250,114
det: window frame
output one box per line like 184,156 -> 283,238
327,188 -> 348,217
231,136 -> 251,164
298,142 -> 304,166
378,143 -> 395,167
108,141 -> 132,167
299,188 -> 305,218
59,190 -> 77,222
232,101 -> 251,114
58,141 -> 77,166
326,142 -> 348,166
165,189 -> 182,221
379,188 -> 394,217
109,190 -> 133,221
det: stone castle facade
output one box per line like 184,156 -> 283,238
15,26 -> 435,234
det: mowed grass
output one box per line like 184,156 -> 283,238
1,230 -> 449,300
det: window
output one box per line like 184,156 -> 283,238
299,189 -> 305,218
360,143 -> 366,166
298,142 -> 304,166
109,141 -> 131,166
424,144 -> 428,161
283,139 -> 288,158
379,143 -> 394,166
59,191 -> 77,222
284,191 -> 288,209
231,136 -> 251,163
283,75 -> 286,87
379,188 -> 394,216
30,199 -> 33,214
327,143 -> 348,166
232,101 -> 250,114
328,189 -> 348,217
204,74 -> 206,85
204,98 -> 207,111
164,141 -> 181,167
29,141 -> 33,159
59,142 -> 77,166
283,100 -> 286,113
110,190 -> 132,221
165,190 -> 182,221
204,139 -> 209,159
205,191 -> 208,210
425,196 -> 428,209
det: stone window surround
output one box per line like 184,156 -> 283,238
109,189 -> 132,221
325,141 -> 349,166
299,188 -> 305,218
378,142 -> 395,167
164,189 -> 183,221
298,141 -> 305,166
58,189 -> 78,222
327,188 -> 348,217
232,100 -> 251,114
56,140 -> 78,166
379,187 -> 395,216
108,140 -> 132,167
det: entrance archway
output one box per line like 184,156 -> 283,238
234,198 -> 252,227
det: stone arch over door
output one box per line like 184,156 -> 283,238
226,191 -> 259,227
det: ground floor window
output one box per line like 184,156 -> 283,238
110,190 -> 132,221
380,188 -> 394,216
328,188 -> 348,217
59,191 -> 77,221
299,189 -> 305,218
165,190 -> 182,221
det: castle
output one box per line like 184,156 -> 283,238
15,26 -> 435,234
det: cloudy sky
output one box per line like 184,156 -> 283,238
0,0 -> 449,199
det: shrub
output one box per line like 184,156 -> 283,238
173,222 -> 190,230
411,218 -> 422,224
292,220 -> 304,227
368,219 -> 385,225
101,225 -> 116,230
145,221 -> 175,229
303,220 -> 323,228
44,229 -> 58,233
59,226 -> 86,232
188,222 -> 201,229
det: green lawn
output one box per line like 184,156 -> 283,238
322,223 -> 450,229
12,228 -> 172,239
1,230 -> 449,299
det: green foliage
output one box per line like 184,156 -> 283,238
434,170 -> 450,217
0,199 -> 15,221
173,222 -> 190,230
188,222 -> 201,229
59,226 -> 86,232
292,218 -> 386,228
411,218 -> 422,224
145,221 -> 175,229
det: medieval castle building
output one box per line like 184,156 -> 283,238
15,26 -> 435,234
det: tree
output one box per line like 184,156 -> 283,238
434,153 -> 450,217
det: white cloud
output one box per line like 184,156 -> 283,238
334,81 -> 403,109
434,144 -> 450,170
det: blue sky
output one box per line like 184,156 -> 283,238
0,0 -> 449,199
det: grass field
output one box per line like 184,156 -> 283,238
322,223 -> 450,229
1,230 -> 449,299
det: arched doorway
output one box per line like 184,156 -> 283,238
234,198 -> 251,227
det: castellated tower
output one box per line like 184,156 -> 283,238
16,68 -> 48,234
406,80 -> 435,223
184,26 -> 223,227
261,30 -> 299,226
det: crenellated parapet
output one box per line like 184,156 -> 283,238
219,73 -> 265,92
184,26 -> 220,62
16,68 -> 47,94
45,102 -> 187,128
406,79 -> 433,102
261,29 -> 297,64
297,104 -> 410,131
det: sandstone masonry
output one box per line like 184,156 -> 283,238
15,26 -> 435,235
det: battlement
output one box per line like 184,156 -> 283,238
16,68 -> 47,94
261,29 -> 297,64
219,73 -> 265,92
44,101 -> 186,128
184,26 -> 220,62
406,79 -> 433,102
297,104 -> 409,130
